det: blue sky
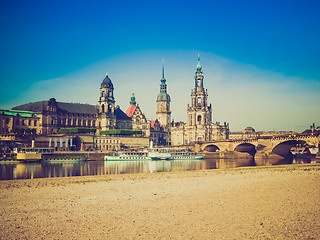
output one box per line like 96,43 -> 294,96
0,0 -> 319,132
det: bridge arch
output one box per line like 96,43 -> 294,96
234,143 -> 257,156
203,144 -> 220,152
271,140 -> 306,158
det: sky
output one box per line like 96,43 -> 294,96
0,0 -> 319,132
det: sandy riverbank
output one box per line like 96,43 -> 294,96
1,164 -> 319,239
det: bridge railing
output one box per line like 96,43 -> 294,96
196,132 -> 319,145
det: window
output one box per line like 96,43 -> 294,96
197,98 -> 201,107
102,105 -> 105,113
102,91 -> 105,97
197,115 -> 202,123
34,120 -> 37,126
28,120 -> 31,126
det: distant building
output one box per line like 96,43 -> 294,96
6,56 -> 233,149
0,109 -> 40,134
125,91 -> 169,146
171,56 -> 229,146
12,98 -> 97,135
156,63 -> 171,128
96,73 -> 132,133
125,92 -> 149,132
12,74 -> 131,136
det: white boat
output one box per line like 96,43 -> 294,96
148,149 -> 171,160
170,151 -> 205,160
104,151 -> 150,161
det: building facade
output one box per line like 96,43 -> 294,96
156,63 -> 171,129
125,92 -> 149,132
0,109 -> 40,135
171,56 -> 229,146
6,57 -> 230,149
12,98 -> 97,135
96,73 -> 132,133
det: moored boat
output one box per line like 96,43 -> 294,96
104,151 -> 150,161
170,151 -> 205,160
42,155 -> 88,163
148,150 -> 171,161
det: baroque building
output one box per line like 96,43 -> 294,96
0,109 -> 40,134
96,73 -> 132,133
12,98 -> 97,135
11,74 -> 131,136
171,55 -> 229,146
125,92 -> 148,132
125,92 -> 169,146
156,63 -> 171,129
4,57 -> 230,149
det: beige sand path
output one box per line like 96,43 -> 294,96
0,165 -> 319,239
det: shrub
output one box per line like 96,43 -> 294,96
100,129 -> 143,136
58,127 -> 96,134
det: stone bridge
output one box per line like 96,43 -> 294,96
194,133 -> 320,165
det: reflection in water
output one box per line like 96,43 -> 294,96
0,157 -> 252,180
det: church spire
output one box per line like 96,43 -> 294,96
196,53 -> 202,72
161,59 -> 166,83
195,54 -> 204,89
130,92 -> 136,106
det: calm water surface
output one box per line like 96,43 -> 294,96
0,159 -> 211,180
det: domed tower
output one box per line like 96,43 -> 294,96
187,55 -> 212,127
98,73 -> 116,131
156,62 -> 171,128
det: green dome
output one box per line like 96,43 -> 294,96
157,92 -> 171,102
196,54 -> 202,71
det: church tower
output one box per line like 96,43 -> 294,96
156,62 -> 171,128
187,55 -> 212,127
98,73 -> 116,131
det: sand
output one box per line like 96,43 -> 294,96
0,164 -> 319,239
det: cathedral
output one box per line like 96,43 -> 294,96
4,55 -> 229,149
170,55 -> 229,145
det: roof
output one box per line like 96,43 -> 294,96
12,99 -> 130,120
0,109 -> 39,118
125,105 -> 137,118
12,100 -> 98,115
115,107 -> 131,120
157,92 -> 171,102
12,101 -> 49,112
57,102 -> 97,115
101,74 -> 113,88
150,120 -> 162,128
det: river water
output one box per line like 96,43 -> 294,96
0,155 -> 259,180
0,159 -> 210,180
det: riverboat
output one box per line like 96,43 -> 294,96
42,155 -> 88,163
104,151 -> 150,161
15,148 -> 42,162
148,149 -> 171,161
170,151 -> 205,160
104,149 -> 204,161
291,146 -> 319,163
